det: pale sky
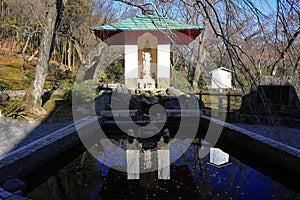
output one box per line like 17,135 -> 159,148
253,0 -> 277,14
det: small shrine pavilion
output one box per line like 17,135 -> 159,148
90,15 -> 202,89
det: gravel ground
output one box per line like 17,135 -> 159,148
0,117 -> 72,157
232,123 -> 300,149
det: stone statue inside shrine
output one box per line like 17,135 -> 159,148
137,39 -> 155,89
142,52 -> 151,77
142,39 -> 151,78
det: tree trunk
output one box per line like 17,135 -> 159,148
69,36 -> 85,64
64,41 -> 67,66
20,34 -> 32,85
68,40 -> 72,70
61,42 -> 65,66
9,35 -> 14,56
192,25 -> 206,90
22,0 -> 65,115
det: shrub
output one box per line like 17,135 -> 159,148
23,72 -> 34,88
171,73 -> 191,93
56,79 -> 74,99
72,81 -> 96,103
0,80 -> 11,91
4,100 -> 26,119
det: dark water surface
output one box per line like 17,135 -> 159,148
27,143 -> 299,200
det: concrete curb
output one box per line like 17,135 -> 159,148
0,116 -> 102,184
200,115 -> 300,177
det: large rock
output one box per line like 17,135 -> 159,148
166,87 -> 184,96
156,90 -> 168,98
178,94 -> 199,109
129,95 -> 144,113
95,93 -> 111,112
239,85 -> 300,119
139,94 -> 159,105
111,85 -> 131,109
115,84 -> 130,95
163,99 -> 180,109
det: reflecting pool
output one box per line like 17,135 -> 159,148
27,143 -> 299,199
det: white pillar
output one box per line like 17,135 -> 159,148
127,150 -> 140,179
157,43 -> 170,88
157,150 -> 170,180
125,44 -> 138,88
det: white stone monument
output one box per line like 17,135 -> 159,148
138,40 -> 156,89
143,52 -> 151,78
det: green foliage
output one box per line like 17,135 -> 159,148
48,79 -> 96,104
0,1 -> 42,48
72,81 -> 96,103
171,73 -> 191,93
23,72 -> 34,87
261,68 -> 272,76
54,79 -> 74,99
0,80 -> 11,91
60,0 -> 92,35
100,59 -> 124,83
3,100 -> 26,119
198,71 -> 210,89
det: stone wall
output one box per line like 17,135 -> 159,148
259,75 -> 300,99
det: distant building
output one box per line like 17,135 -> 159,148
210,67 -> 232,89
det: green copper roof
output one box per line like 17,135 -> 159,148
90,15 -> 201,31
